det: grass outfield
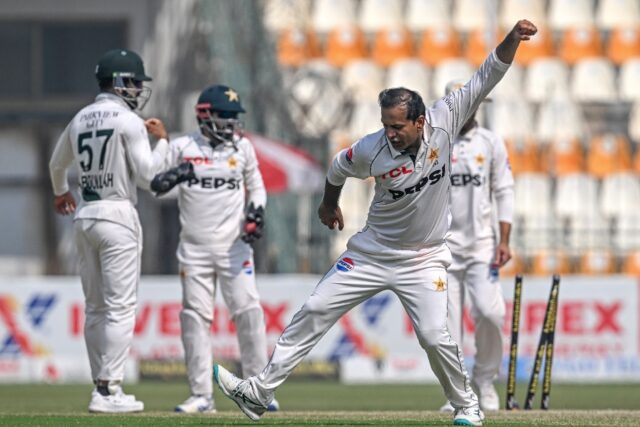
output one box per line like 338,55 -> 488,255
0,382 -> 639,426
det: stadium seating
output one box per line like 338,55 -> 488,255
536,99 -> 585,142
548,0 -> 595,31
555,173 -> 599,221
405,0 -> 451,32
325,27 -> 368,67
505,138 -> 541,175
418,27 -> 462,67
586,134 -> 633,178
358,0 -> 404,33
499,251 -> 524,276
543,137 -> 585,176
613,214 -> 640,252
606,26 -> 640,65
513,27 -> 555,66
596,0 -> 640,30
348,99 -> 383,140
530,249 -> 571,276
488,63 -> 523,100
491,99 -> 534,140
514,173 -> 555,251
600,172 -> 640,221
452,0 -> 488,32
464,28 -> 500,66
571,57 -> 617,102
524,57 -> 570,103
311,0 -> 357,34
371,28 -> 415,67
430,57 -> 472,99
558,27 -> 603,65
619,58 -> 640,101
277,28 -> 321,67
499,0 -> 547,31
630,102 -> 640,143
578,249 -> 616,274
567,214 -> 611,253
385,59 -> 431,99
340,59 -> 385,101
622,251 -> 640,275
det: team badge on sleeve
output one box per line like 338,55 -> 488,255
345,147 -> 354,165
336,257 -> 355,272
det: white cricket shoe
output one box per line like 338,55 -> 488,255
267,397 -> 280,412
88,390 -> 144,413
453,406 -> 485,426
213,364 -> 267,421
175,395 -> 216,413
439,400 -> 455,413
474,381 -> 500,412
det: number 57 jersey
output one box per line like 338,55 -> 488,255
49,93 -> 169,224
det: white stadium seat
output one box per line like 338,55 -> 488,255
619,58 -> 640,102
490,99 -> 534,140
453,0 -> 489,32
536,99 -> 585,142
548,0 -> 595,31
524,57 -> 571,103
596,0 -> 640,30
630,102 -> 640,143
405,0 -> 451,32
500,0 -> 547,31
571,57 -> 617,103
555,173 -> 599,221
431,58 -> 473,100
358,0 -> 404,33
514,173 -> 555,251
488,63 -> 523,100
600,172 -> 640,220
341,59 -> 386,102
386,59 -> 431,100
311,0 -> 357,33
348,99 -> 383,140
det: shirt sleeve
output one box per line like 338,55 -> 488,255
326,139 -> 370,186
491,134 -> 515,224
49,123 -> 75,196
243,141 -> 267,208
442,50 -> 510,137
122,117 -> 169,190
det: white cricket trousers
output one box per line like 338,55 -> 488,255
247,243 -> 478,409
74,216 -> 142,385
447,241 -> 506,386
179,239 -> 267,396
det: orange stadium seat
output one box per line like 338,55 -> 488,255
418,27 -> 462,67
464,28 -> 500,67
505,138 -> 541,175
606,26 -> 640,65
623,251 -> 640,275
325,27 -> 368,67
530,249 -> 571,276
371,28 -> 415,67
543,137 -> 584,176
587,134 -> 633,178
558,27 -> 603,65
277,28 -> 322,67
578,250 -> 616,274
514,27 -> 554,66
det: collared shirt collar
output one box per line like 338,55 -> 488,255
386,124 -> 432,159
95,92 -> 130,109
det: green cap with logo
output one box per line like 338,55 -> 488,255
95,49 -> 152,82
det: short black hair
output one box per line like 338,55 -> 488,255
378,87 -> 426,122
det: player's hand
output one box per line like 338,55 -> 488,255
241,203 -> 265,244
53,192 -> 76,216
145,118 -> 169,140
510,19 -> 537,41
318,202 -> 344,231
494,243 -> 512,268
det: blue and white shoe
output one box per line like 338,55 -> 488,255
453,406 -> 485,426
175,395 -> 216,413
267,397 -> 280,412
213,364 -> 267,421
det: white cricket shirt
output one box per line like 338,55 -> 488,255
326,50 -> 510,260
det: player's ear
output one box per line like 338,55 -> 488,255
415,115 -> 426,131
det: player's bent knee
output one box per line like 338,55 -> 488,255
416,327 -> 448,349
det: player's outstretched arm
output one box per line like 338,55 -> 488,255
150,162 -> 195,195
496,19 -> 538,64
318,180 -> 344,231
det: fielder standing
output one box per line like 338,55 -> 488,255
439,80 -> 514,413
49,49 -> 170,412
151,85 -> 278,413
213,20 -> 536,427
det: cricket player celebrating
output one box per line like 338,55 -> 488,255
150,84 -> 278,414
439,80 -> 514,414
49,49 -> 170,413
213,20 -> 536,427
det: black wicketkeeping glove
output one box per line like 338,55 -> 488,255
241,202 -> 265,244
151,162 -> 195,195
